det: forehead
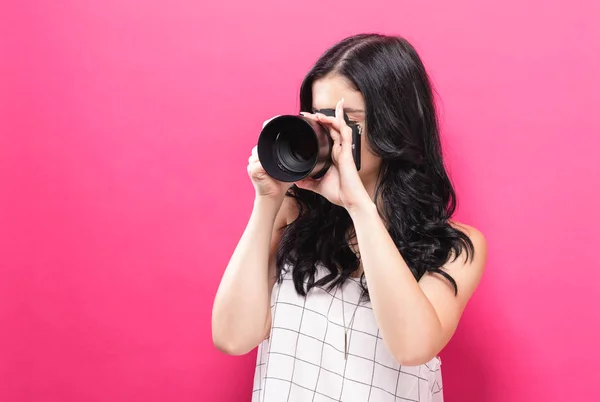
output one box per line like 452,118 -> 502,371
312,75 -> 365,111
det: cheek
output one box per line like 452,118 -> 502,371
359,136 -> 381,170
359,131 -> 376,158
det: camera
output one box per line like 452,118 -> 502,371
257,109 -> 362,182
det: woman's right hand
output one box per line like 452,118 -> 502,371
248,117 -> 295,200
247,145 -> 293,200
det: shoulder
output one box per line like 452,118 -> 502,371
445,221 -> 488,282
451,221 -> 487,256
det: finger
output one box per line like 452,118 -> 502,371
247,161 -> 266,178
314,112 -> 336,126
317,111 -> 347,138
249,147 -> 259,163
335,98 -> 354,157
329,127 -> 342,144
335,98 -> 352,142
340,125 -> 353,148
300,112 -> 320,122
335,98 -> 345,124
315,114 -> 342,143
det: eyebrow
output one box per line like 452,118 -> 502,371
344,108 -> 365,114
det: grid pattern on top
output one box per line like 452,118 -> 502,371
252,267 -> 443,402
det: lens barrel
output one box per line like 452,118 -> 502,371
257,115 -> 333,182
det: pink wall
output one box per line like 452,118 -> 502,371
1,1 -> 598,401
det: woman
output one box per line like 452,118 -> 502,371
212,33 -> 487,402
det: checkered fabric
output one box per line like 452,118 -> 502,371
252,265 -> 443,402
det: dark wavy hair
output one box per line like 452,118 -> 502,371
276,33 -> 475,299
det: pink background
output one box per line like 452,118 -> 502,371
1,1 -> 599,401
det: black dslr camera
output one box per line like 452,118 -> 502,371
257,109 -> 362,182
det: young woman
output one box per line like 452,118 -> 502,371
212,33 -> 487,402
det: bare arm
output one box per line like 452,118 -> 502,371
211,195 -> 294,355
350,202 -> 487,365
294,106 -> 487,366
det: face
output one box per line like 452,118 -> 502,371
312,75 -> 382,191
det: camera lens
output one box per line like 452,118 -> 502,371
257,115 -> 332,182
275,132 -> 317,173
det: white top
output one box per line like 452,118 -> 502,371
252,265 -> 444,402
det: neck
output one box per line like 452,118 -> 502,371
360,172 -> 380,202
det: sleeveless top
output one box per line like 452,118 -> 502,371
252,265 -> 444,402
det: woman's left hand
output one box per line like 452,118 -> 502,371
295,98 -> 373,213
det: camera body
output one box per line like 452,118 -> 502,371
315,108 -> 362,175
257,108 -> 362,182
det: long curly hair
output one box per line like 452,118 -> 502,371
276,33 -> 475,299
